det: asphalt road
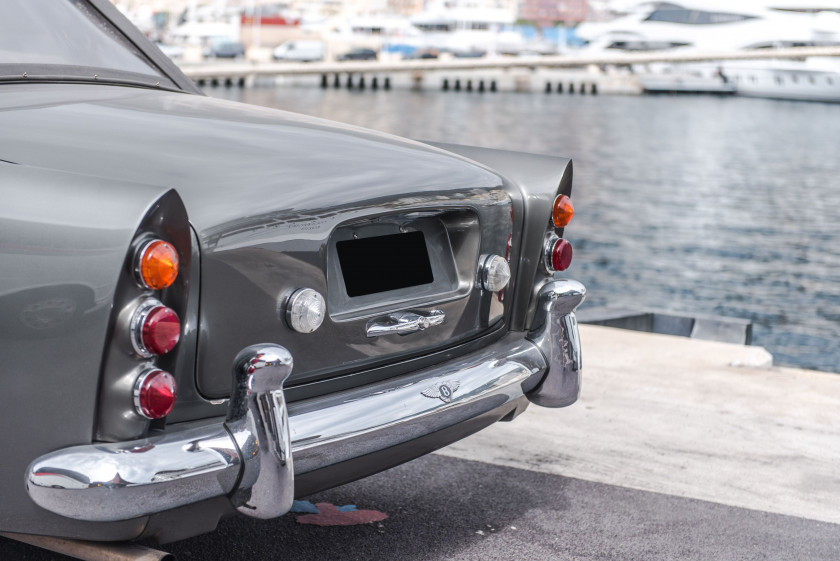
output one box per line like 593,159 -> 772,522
3,453 -> 839,561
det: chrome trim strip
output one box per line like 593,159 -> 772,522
128,297 -> 162,358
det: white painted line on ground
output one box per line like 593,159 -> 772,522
438,325 -> 840,524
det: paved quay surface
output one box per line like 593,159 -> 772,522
442,325 -> 840,525
3,325 -> 839,560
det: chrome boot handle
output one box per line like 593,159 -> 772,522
366,309 -> 446,338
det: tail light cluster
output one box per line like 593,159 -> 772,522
545,194 -> 575,273
128,241 -> 181,419
96,190 -> 192,442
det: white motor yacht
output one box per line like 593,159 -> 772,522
576,1 -> 840,101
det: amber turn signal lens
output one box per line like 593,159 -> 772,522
552,195 -> 574,228
138,240 -> 179,290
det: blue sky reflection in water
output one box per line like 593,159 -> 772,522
209,85 -> 840,372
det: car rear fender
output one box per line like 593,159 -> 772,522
422,143 -> 573,331
0,162 -> 173,539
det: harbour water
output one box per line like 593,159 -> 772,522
207,85 -> 840,372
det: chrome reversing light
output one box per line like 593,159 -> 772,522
479,254 -> 511,293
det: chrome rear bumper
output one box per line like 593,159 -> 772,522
26,279 -> 585,523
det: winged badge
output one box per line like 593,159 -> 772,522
421,380 -> 461,403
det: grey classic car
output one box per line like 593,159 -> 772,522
0,0 -> 585,553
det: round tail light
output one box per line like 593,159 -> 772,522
552,195 -> 574,229
134,369 -> 177,419
131,299 -> 181,357
136,240 -> 179,290
545,237 -> 573,272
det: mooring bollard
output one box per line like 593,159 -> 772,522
442,78 -> 449,91
384,76 -> 391,90
591,83 -> 598,95
372,76 -> 379,89
359,76 -> 365,89
557,82 -> 563,93
333,74 -> 340,88
545,82 -> 552,93
321,74 -> 328,88
466,80 -> 473,92
490,80 -> 497,92
454,79 -> 461,91
568,83 -> 575,94
478,80 -> 485,92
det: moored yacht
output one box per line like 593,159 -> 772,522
577,1 -> 840,101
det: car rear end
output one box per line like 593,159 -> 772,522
21,138 -> 584,542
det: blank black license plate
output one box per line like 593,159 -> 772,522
337,231 -> 434,297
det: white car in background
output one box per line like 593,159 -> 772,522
272,40 -> 325,62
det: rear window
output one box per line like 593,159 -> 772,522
0,0 -> 164,79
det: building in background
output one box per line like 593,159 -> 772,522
387,0 -> 424,16
518,0 -> 589,26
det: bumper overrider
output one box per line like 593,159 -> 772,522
26,279 -> 585,523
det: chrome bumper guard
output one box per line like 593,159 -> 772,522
26,279 -> 585,523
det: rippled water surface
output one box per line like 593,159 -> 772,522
208,85 -> 840,372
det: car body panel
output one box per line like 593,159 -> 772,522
0,83 -> 515,397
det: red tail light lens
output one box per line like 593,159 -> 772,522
137,240 -> 179,290
551,239 -> 573,271
131,300 -> 181,357
142,305 -> 181,355
134,369 -> 177,419
552,195 -> 574,228
545,237 -> 573,272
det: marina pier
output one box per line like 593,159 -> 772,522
180,45 -> 840,93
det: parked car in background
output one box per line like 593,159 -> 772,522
0,0 -> 585,555
403,48 -> 441,59
337,47 -> 378,61
272,40 -> 325,62
204,38 -> 246,58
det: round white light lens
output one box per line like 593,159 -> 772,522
286,288 -> 326,333
480,254 -> 511,293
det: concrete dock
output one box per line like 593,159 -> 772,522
441,324 -> 840,525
